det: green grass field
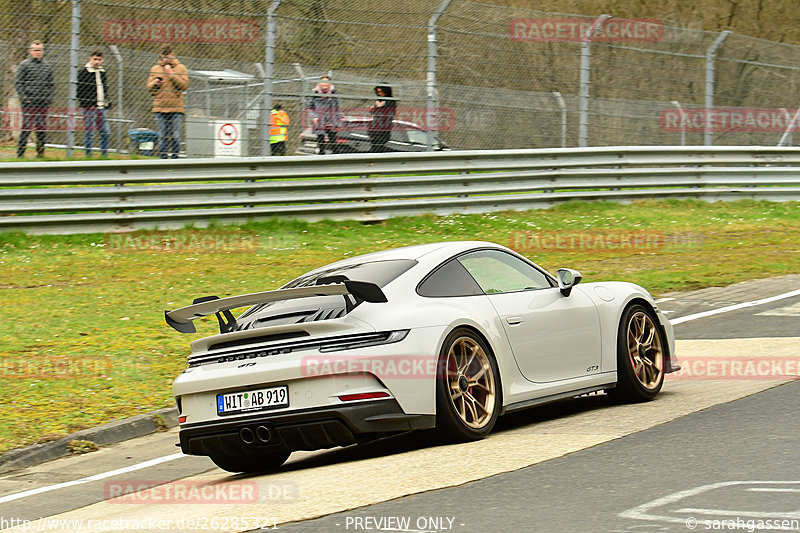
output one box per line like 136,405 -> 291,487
1,198 -> 798,453
0,143 -> 151,162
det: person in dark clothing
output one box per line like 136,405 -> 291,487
307,76 -> 342,155
369,84 -> 396,153
77,50 -> 110,157
14,40 -> 54,158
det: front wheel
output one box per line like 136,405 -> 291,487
608,304 -> 665,403
435,328 -> 501,442
208,449 -> 291,474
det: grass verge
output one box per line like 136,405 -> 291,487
0,143 -> 149,162
0,198 -> 798,453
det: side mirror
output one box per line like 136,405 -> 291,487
556,268 -> 583,297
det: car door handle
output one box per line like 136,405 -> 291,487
505,316 -> 524,325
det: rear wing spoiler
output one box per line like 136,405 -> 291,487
165,280 -> 387,334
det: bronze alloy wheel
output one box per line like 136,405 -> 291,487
626,310 -> 664,390
446,336 -> 497,429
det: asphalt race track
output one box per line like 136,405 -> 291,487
1,275 -> 798,533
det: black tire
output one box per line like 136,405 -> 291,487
208,449 -> 291,474
608,304 -> 666,403
435,328 -> 501,442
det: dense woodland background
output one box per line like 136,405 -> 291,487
498,0 -> 800,44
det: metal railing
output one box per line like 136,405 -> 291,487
2,146 -> 800,234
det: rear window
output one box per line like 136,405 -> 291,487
239,259 -> 418,321
283,259 -> 418,289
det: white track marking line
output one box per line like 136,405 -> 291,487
756,301 -> 800,317
655,297 -> 675,303
619,481 -> 800,525
0,452 -> 186,504
670,289 -> 800,325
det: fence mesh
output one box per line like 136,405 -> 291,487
4,0 -> 800,157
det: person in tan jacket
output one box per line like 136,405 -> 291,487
146,45 -> 189,158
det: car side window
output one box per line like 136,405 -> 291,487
418,259 -> 484,297
457,250 -> 552,294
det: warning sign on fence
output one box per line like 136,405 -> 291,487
214,121 -> 241,157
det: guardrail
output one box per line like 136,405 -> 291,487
2,146 -> 800,234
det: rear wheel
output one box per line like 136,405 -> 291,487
208,449 -> 291,474
435,328 -> 501,441
608,304 -> 665,402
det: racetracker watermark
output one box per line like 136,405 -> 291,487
104,230 -> 280,253
661,108 -> 800,132
509,230 -> 705,253
509,18 -> 663,42
2,516 -> 280,531
511,230 -> 663,252
0,108 -> 103,132
670,357 -> 800,380
103,19 -> 259,43
104,480 -> 261,504
0,356 -> 110,379
301,355 -> 441,379
301,108 -> 458,131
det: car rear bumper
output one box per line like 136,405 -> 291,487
178,399 -> 435,455
174,326 -> 448,423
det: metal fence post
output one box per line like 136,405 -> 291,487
108,45 -> 123,153
553,91 -> 567,148
262,0 -> 284,156
66,0 -> 81,158
778,108 -> 800,146
427,0 -> 453,152
578,14 -> 610,148
704,30 -> 731,147
671,100 -> 686,146
293,63 -> 308,113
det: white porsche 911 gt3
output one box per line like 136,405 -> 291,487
166,241 -> 678,473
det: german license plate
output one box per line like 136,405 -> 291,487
216,385 -> 289,416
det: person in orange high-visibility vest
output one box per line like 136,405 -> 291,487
270,104 -> 290,155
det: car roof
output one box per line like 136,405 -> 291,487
312,241 -> 503,270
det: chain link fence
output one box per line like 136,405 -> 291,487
3,0 -> 800,158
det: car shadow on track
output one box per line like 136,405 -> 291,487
233,391 -> 645,478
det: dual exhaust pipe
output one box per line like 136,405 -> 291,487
239,425 -> 274,445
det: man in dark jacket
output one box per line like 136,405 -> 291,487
14,40 -> 54,158
369,84 -> 396,153
307,76 -> 342,155
77,50 -> 110,157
